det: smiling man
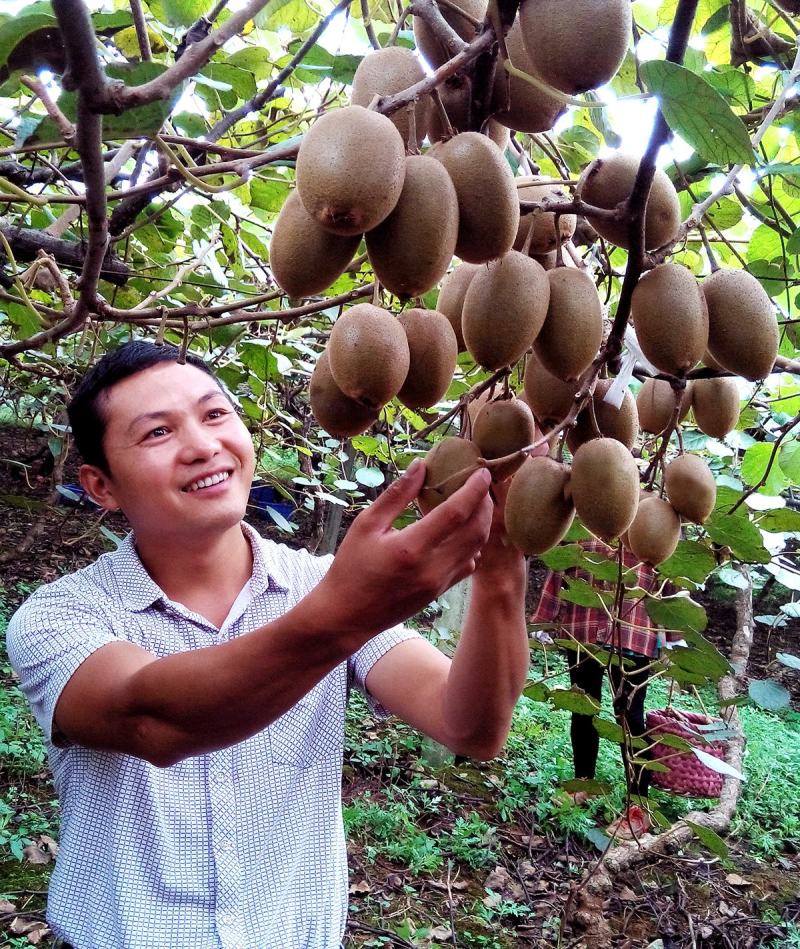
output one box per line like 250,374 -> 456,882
7,340 -> 529,949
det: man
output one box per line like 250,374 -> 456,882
7,340 -> 529,949
530,537 -> 665,839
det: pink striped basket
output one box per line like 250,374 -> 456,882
646,708 -> 728,798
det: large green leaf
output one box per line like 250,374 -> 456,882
758,506 -> 800,533
549,687 -> 601,716
640,60 -> 754,166
559,577 -> 614,610
684,820 -> 730,859
705,510 -> 772,564
781,442 -> 800,485
749,678 -> 791,711
644,594 -> 707,634
658,541 -> 717,586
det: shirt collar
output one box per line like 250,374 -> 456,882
111,523 -> 290,612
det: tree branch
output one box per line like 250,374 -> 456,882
0,225 -> 129,285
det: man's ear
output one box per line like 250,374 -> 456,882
79,464 -> 121,512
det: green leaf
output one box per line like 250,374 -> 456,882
561,778 -> 611,795
748,678 -> 791,711
539,543 -> 584,571
705,197 -> 743,231
523,681 -> 549,702
355,467 -> 384,487
549,687 -> 601,716
592,717 -> 647,749
692,748 -> 744,781
250,178 -> 291,213
0,6 -> 55,72
781,442 -> 800,485
776,653 -> 800,670
261,0 -> 318,32
148,0 -> 207,26
645,594 -> 707,635
639,60 -> 755,166
684,820 -> 730,859
706,510 -> 772,564
559,577 -> 614,610
265,505 -> 296,533
758,506 -> 800,533
658,540 -> 717,585
717,567 -> 750,589
583,827 -> 611,852
741,442 -> 786,495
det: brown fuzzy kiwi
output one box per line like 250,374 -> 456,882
567,379 -> 639,452
533,250 -> 558,271
702,269 -> 779,381
419,437 -> 482,514
519,0 -> 631,95
351,47 -> 429,145
664,454 -> 716,524
413,0 -> 486,69
270,190 -> 361,298
427,76 -> 509,148
310,349 -> 379,437
433,132 -> 520,263
328,303 -> 410,410
489,20 -> 566,133
462,251 -> 549,369
535,268 -> 603,382
523,352 -> 577,425
627,495 -> 681,566
437,263 -> 480,351
577,153 -> 681,250
691,377 -> 741,440
472,396 -> 536,480
296,105 -> 406,236
505,456 -> 575,555
570,437 -> 640,541
396,308 -> 458,409
637,378 -> 692,435
631,264 -> 708,375
514,181 -> 577,256
366,155 -> 459,298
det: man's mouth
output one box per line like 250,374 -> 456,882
182,470 -> 232,493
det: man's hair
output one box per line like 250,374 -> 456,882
67,341 -> 221,473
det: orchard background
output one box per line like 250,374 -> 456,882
1,0 -> 800,945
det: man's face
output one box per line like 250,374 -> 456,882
81,362 -> 256,540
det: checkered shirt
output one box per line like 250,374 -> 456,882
7,523 -> 419,949
530,539 -> 663,658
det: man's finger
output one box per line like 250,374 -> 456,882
363,459 -> 427,530
419,467 -> 492,530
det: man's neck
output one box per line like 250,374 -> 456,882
134,523 -> 254,617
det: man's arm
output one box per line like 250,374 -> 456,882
53,462 -> 494,767
364,480 -> 529,761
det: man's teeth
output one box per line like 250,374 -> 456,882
184,471 -> 230,492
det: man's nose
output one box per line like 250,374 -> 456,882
179,420 -> 222,461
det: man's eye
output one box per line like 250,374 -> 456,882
207,408 -> 229,420
146,426 -> 168,439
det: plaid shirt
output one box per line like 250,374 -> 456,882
530,539 -> 664,658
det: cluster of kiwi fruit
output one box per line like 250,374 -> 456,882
267,0 -> 782,566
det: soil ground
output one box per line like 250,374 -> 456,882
1,424 -> 799,948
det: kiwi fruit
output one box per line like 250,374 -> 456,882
702,269 -> 779,381
270,190 -> 360,298
437,263 -> 480,351
578,153 -> 681,251
351,47 -> 429,145
626,495 -> 681,566
419,437 -> 482,514
514,180 -> 577,256
664,454 -> 716,524
567,378 -> 639,452
427,76 -> 510,148
366,155 -> 459,298
472,396 -> 536,480
533,250 -> 558,271
413,0 -> 485,69
432,131 -> 520,263
328,303 -> 410,410
519,0 -> 631,95
462,251 -> 549,369
535,268 -> 602,382
691,377 -> 740,440
504,456 -> 575,555
490,20 -> 566,133
523,352 -> 577,425
296,105 -> 406,236
570,437 -> 640,541
309,349 -> 379,437
636,378 -> 693,435
631,264 -> 708,375
396,308 -> 458,409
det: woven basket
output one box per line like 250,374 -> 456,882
646,708 -> 728,798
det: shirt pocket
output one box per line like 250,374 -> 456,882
269,679 -> 343,768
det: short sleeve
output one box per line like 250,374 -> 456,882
348,624 -> 422,718
6,584 -> 118,743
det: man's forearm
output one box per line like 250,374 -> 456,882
440,563 -> 529,759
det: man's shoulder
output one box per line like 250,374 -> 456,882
244,524 -> 334,591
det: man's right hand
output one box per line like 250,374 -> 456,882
312,459 -> 494,643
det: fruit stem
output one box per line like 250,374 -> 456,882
429,87 -> 455,139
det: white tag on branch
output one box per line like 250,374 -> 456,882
603,326 -> 659,410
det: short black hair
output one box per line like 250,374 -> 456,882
67,341 -> 222,473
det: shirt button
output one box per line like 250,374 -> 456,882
214,770 -> 227,785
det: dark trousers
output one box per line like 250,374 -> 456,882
566,648 -> 652,797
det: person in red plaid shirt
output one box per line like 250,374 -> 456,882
530,538 -> 668,838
